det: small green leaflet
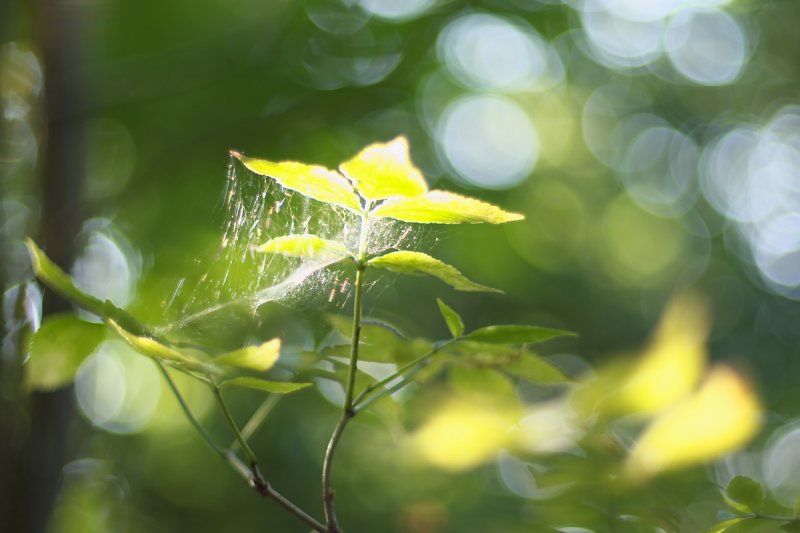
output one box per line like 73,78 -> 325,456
107,320 -> 211,372
339,136 -> 428,201
221,376 -> 311,394
254,234 -> 351,262
368,251 -> 500,293
371,191 -> 524,225
232,152 -> 362,212
724,476 -> 764,514
25,313 -> 106,391
437,298 -> 464,338
463,325 -> 576,344
214,338 -> 282,372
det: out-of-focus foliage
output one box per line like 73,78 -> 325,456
3,0 -> 800,531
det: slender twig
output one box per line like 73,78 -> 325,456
156,361 -> 225,455
209,377 -> 259,467
322,211 -> 371,532
209,377 -> 328,532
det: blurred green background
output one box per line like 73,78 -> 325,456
2,0 -> 800,531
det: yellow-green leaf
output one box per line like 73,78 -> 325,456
25,313 -> 106,391
254,234 -> 351,262
339,136 -> 428,201
232,152 -> 362,212
371,190 -> 524,224
368,251 -> 500,293
214,338 -> 282,372
220,377 -> 311,394
26,238 -> 150,336
463,325 -> 576,345
704,517 -> 751,533
26,238 -> 105,316
437,298 -> 464,338
107,319 -> 210,372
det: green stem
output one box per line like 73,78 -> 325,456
322,211 -> 371,532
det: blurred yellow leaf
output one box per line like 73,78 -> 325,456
625,365 -> 761,480
575,292 -> 709,418
410,398 -> 516,472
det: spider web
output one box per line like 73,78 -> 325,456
154,155 -> 434,339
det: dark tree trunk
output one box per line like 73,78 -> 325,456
0,0 -> 88,531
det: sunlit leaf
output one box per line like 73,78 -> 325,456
254,234 -> 351,262
724,476 -> 764,514
371,190 -> 524,224
25,313 -> 106,391
368,250 -> 500,293
704,517 -> 751,533
107,319 -> 211,372
221,376 -> 311,394
437,298 -> 464,338
410,397 -> 517,472
463,325 -> 575,344
214,338 -> 282,372
625,365 -> 762,480
339,136 -> 428,201
232,152 -> 362,212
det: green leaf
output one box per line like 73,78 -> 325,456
724,476 -> 765,514
782,522 -> 800,532
25,313 -> 106,391
232,152 -> 362,212
371,191 -> 524,225
339,136 -> 428,201
254,234 -> 351,262
214,338 -> 282,372
107,319 -> 211,372
463,325 -> 576,345
221,377 -> 311,394
704,517 -> 750,533
437,298 -> 464,338
502,353 -> 571,384
368,251 -> 500,293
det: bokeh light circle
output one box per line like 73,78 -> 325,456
436,94 -> 538,189
664,8 -> 747,86
438,13 -> 562,92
